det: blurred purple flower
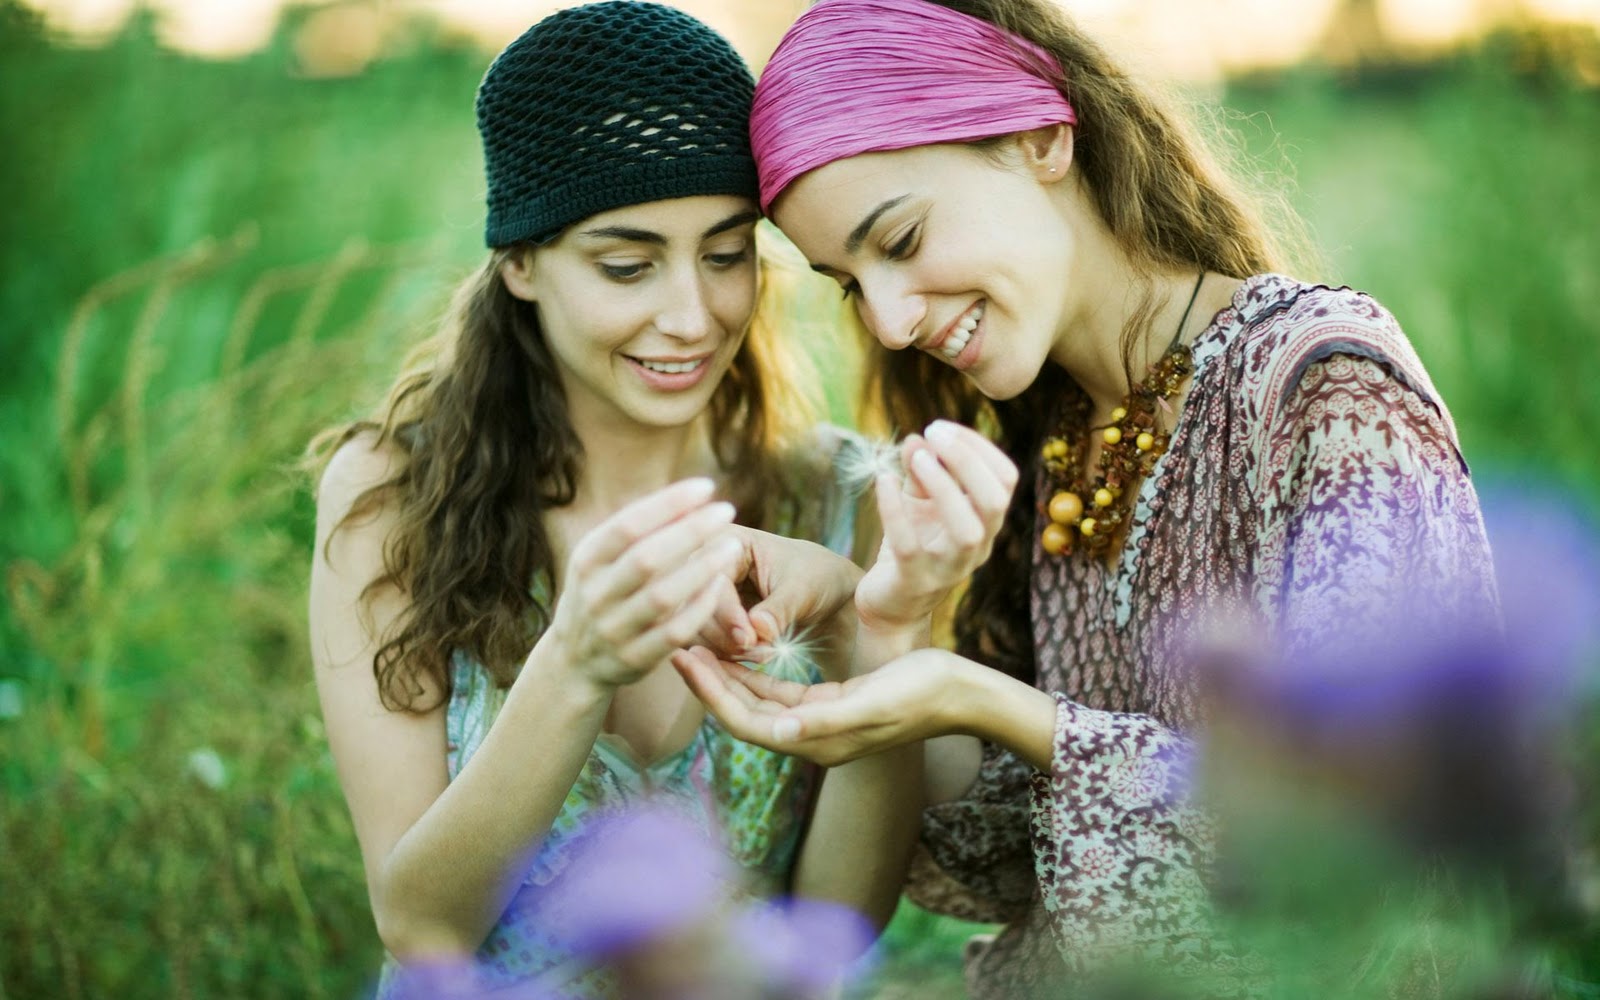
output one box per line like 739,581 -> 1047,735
382,959 -> 573,1000
1480,484 -> 1600,693
728,897 -> 876,994
526,803 -> 735,960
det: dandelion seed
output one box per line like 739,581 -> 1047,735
186,747 -> 227,790
761,624 -> 825,682
836,435 -> 904,497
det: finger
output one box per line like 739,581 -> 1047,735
926,420 -> 1019,491
568,477 -> 718,572
773,694 -> 883,744
723,659 -> 813,708
612,541 -> 742,663
671,648 -> 772,715
709,575 -> 756,650
897,435 -> 932,500
875,471 -> 918,558
909,449 -> 987,550
672,649 -> 793,747
588,501 -> 738,609
922,422 -> 1014,524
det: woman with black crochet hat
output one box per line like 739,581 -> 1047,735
305,3 -> 1012,995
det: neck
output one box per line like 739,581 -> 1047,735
1049,257 -> 1207,418
569,406 -> 719,513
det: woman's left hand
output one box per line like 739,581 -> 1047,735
855,421 -> 1017,632
694,525 -> 864,665
672,645 -> 968,767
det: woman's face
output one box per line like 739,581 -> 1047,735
772,140 -> 1075,401
503,194 -> 759,432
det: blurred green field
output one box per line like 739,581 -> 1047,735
1,3 -> 1598,997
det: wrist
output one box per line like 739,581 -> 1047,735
953,664 -> 1058,772
524,631 -> 616,712
853,592 -> 931,638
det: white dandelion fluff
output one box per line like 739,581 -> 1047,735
836,434 -> 905,498
760,624 -> 827,682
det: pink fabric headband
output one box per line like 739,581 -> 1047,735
750,0 -> 1077,212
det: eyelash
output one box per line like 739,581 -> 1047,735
887,225 -> 919,260
839,223 -> 920,299
599,245 -> 751,282
706,247 -> 752,268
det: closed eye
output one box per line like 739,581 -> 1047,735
600,262 -> 649,280
886,224 -> 919,261
705,246 -> 752,268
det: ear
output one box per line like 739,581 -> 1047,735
1016,123 -> 1075,183
499,247 -> 539,303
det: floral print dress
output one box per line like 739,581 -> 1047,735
906,275 -> 1500,997
374,430 -> 869,999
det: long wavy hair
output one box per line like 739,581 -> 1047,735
862,0 -> 1314,684
311,244 -> 815,711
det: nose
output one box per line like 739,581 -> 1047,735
856,271 -> 925,351
655,264 -> 716,343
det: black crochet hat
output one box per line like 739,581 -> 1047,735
477,1 -> 759,247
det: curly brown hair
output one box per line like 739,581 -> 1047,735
863,0 -> 1312,684
311,245 -> 816,711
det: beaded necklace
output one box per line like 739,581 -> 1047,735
1039,273 -> 1204,560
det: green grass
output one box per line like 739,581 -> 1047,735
1,3 -> 1596,996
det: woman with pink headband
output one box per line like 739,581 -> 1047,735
674,0 -> 1501,993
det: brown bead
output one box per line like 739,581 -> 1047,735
1047,491 -> 1084,525
1041,522 -> 1071,555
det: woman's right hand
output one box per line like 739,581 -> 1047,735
543,478 -> 744,692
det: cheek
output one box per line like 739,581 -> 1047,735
709,269 -> 758,329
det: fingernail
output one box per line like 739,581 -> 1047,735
683,477 -> 716,499
912,450 -> 939,475
773,717 -> 801,742
733,625 -> 754,647
752,610 -> 778,640
925,420 -> 956,444
709,501 -> 736,521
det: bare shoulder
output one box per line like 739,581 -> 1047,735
317,430 -> 405,519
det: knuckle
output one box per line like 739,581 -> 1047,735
646,586 -> 681,616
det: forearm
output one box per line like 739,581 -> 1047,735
373,642 -> 609,959
790,620 -> 924,929
954,658 -> 1057,773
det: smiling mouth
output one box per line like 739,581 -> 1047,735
930,301 -> 984,361
630,356 -> 708,374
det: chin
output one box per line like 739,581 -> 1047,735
967,364 -> 1035,402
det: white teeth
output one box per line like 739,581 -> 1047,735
638,358 -> 703,374
938,303 -> 984,359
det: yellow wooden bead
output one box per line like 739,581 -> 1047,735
1102,427 -> 1122,446
1094,488 -> 1114,508
1048,491 -> 1084,525
1041,522 -> 1071,555
1136,432 -> 1155,452
1054,439 -> 1069,458
1041,442 -> 1055,461
1110,406 -> 1127,422
1079,517 -> 1097,537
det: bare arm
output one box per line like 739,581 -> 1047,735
311,440 -> 739,961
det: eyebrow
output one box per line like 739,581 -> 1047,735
845,195 -> 909,254
577,210 -> 761,246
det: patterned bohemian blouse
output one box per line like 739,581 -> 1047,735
374,430 -> 867,999
905,274 -> 1500,997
